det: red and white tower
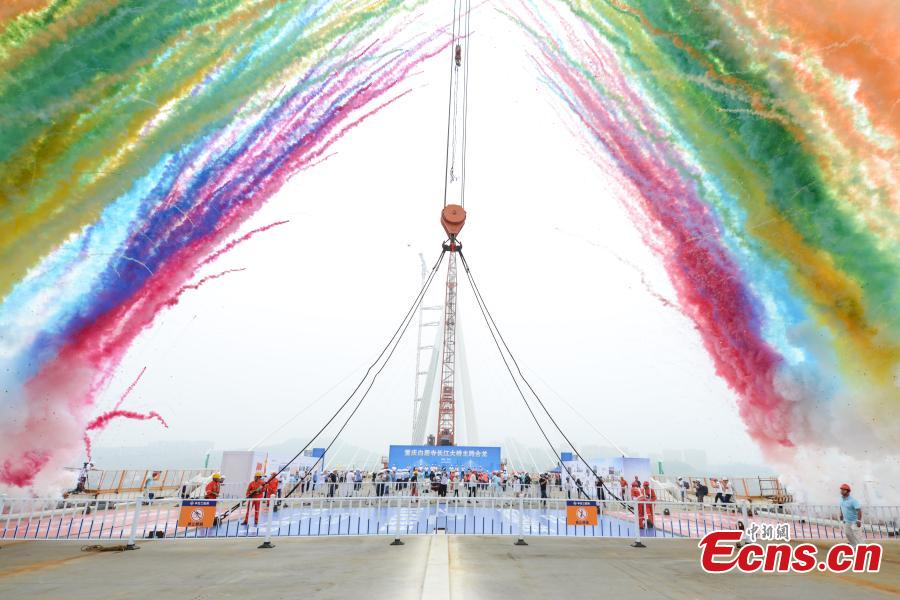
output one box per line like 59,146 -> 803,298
436,205 -> 466,446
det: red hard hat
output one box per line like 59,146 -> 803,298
840,483 -> 851,491
643,481 -> 650,486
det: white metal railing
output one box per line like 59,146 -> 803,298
1,495 -> 896,543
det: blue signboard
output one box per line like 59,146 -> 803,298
388,445 -> 501,471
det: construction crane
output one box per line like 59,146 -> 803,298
436,235 -> 460,445
434,0 -> 472,446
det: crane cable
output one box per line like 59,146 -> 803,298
459,0 -> 472,208
215,249 -> 447,520
442,0 -> 472,208
458,250 -> 632,508
277,248 -> 447,500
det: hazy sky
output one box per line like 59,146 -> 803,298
91,7 -> 766,468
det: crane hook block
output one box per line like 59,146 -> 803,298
441,204 -> 466,238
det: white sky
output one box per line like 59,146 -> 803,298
92,7 -> 765,468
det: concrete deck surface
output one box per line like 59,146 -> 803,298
0,537 -> 896,599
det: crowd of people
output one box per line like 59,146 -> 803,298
184,468 -> 873,547
199,466 -> 753,508
673,476 -> 735,505
211,466 -> 668,505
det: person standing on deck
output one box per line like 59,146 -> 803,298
205,473 -> 222,499
243,472 -> 265,526
630,481 -> 645,527
266,472 -> 280,511
695,481 -> 708,505
641,481 -> 657,528
142,471 -> 160,502
721,478 -> 733,503
677,477 -> 688,502
712,478 -> 724,504
839,483 -> 863,547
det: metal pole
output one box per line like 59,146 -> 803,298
514,495 -> 527,545
258,495 -> 275,549
631,500 -> 645,548
390,494 -> 404,545
738,501 -> 749,547
125,498 -> 142,550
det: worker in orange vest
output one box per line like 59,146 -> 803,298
266,471 -> 280,511
243,472 -> 265,526
205,473 -> 222,499
631,481 -> 645,528
642,481 -> 657,528
266,472 -> 279,497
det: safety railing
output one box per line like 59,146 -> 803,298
2,496 -> 896,543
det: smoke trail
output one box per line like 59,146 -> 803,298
112,366 -> 147,412
86,410 -> 169,432
0,1 -> 448,491
511,1 -> 899,499
82,409 -> 169,463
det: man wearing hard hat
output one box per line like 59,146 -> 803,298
243,472 -> 266,526
205,473 -> 222,499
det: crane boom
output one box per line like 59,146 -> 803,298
436,246 -> 459,445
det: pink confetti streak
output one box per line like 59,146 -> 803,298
113,366 -> 147,411
86,410 -> 169,432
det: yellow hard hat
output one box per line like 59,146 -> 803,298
212,473 -> 222,480
255,471 -> 263,477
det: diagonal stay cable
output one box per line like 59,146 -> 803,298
278,248 -> 448,500
458,250 -> 630,508
217,249 -> 446,520
456,252 -> 593,501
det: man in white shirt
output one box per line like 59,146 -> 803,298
721,478 -> 733,503
713,479 -> 724,504
677,477 -> 689,502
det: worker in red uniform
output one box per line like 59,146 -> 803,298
243,472 -> 265,526
642,481 -> 657,528
266,471 -> 280,511
631,481 -> 645,528
205,473 -> 222,499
